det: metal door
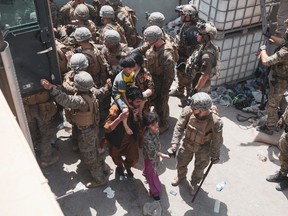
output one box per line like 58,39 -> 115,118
0,0 -> 61,97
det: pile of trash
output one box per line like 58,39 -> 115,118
210,79 -> 265,114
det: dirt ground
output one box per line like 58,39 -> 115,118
42,87 -> 288,216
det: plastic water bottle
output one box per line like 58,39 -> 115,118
216,182 -> 226,191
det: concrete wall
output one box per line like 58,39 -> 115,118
54,0 -> 190,34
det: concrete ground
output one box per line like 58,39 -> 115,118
42,88 -> 288,216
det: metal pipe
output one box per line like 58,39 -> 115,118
0,31 -> 34,155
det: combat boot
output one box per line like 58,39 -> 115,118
169,89 -> 185,98
266,171 -> 286,183
171,176 -> 186,186
189,181 -> 198,196
39,154 -> 59,168
276,178 -> 288,191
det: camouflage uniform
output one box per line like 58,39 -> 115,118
171,93 -> 223,187
80,42 -> 110,88
50,72 -> 110,186
109,0 -> 140,47
278,106 -> 288,176
99,22 -> 127,44
102,42 -> 130,80
266,105 -> 288,191
170,4 -> 199,97
174,24 -> 199,96
186,41 -> 219,92
60,1 -> 97,25
59,4 -> 98,45
92,0 -> 108,26
144,29 -> 175,131
264,45 -> 288,130
23,91 -> 58,168
54,39 -> 70,77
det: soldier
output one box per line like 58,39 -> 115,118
60,0 -> 97,25
22,91 -> 58,168
257,20 -> 288,135
41,71 -> 110,188
147,12 -> 177,55
266,105 -> 288,191
92,0 -> 108,26
185,21 -> 220,95
58,4 -> 98,46
104,86 -> 143,178
107,0 -> 140,48
98,5 -> 127,44
143,25 -> 176,134
74,27 -> 110,88
101,29 -> 131,81
168,92 -> 223,195
169,4 -> 200,98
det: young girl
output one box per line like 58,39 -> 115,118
142,112 -> 170,200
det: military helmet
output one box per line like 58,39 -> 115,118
148,12 -> 165,28
190,92 -> 212,111
69,53 -> 89,72
107,0 -> 121,6
100,5 -> 115,18
74,27 -> 92,42
74,4 -> 89,21
180,4 -> 198,17
197,21 -> 217,40
104,29 -> 120,45
74,71 -> 94,91
143,25 -> 163,43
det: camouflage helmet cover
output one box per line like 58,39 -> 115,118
74,27 -> 92,42
143,25 -> 163,43
74,4 -> 89,21
74,71 -> 94,91
180,4 -> 198,17
69,53 -> 89,72
100,5 -> 115,18
190,92 -> 212,111
104,29 -> 120,45
148,12 -> 165,28
197,21 -> 217,40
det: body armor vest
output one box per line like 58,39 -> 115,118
146,43 -> 175,76
183,111 -> 218,146
70,94 -> 99,128
186,42 -> 220,78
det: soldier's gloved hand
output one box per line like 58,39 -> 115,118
263,28 -> 271,39
211,157 -> 220,164
167,144 -> 177,158
276,117 -> 284,130
260,45 -> 266,51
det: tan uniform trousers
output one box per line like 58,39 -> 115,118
176,141 -> 210,184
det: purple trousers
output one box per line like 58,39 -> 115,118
143,157 -> 161,197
